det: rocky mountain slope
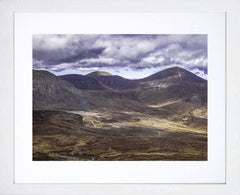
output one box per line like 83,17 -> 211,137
59,74 -> 106,90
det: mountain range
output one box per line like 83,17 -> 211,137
33,67 -> 207,114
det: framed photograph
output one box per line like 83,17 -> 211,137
4,0 -> 240,193
14,13 -> 225,183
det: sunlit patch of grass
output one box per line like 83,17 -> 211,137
147,100 -> 181,108
122,117 -> 206,135
191,108 -> 207,119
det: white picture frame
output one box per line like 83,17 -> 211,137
0,1 -> 239,194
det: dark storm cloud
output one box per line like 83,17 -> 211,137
33,34 -> 207,73
34,48 -> 105,65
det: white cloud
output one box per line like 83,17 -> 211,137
142,56 -> 165,64
79,57 -> 119,65
77,67 -> 100,71
48,63 -> 73,71
190,68 -> 207,80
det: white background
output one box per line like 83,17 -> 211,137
14,13 -> 225,184
0,0 -> 239,194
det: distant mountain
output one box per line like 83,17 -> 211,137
60,74 -> 106,90
140,67 -> 206,83
135,67 -> 207,106
33,70 -> 96,110
87,71 -> 139,90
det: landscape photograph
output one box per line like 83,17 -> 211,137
33,34 -> 208,161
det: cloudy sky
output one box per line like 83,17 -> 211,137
33,34 -> 207,79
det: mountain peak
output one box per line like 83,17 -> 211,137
141,66 -> 206,83
161,66 -> 187,73
87,71 -> 112,77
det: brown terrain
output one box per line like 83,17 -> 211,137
33,67 -> 207,161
